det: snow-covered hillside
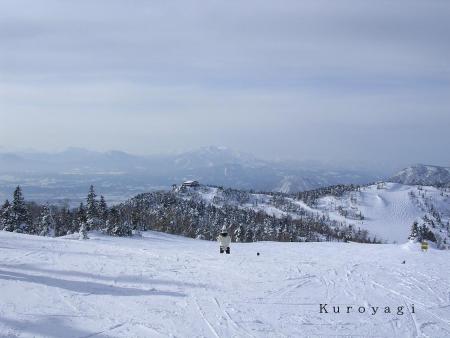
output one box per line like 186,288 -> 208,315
176,183 -> 450,244
390,164 -> 450,187
1,231 -> 449,337
311,183 -> 450,244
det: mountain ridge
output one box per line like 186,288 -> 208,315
389,164 -> 450,187
0,147 -> 387,203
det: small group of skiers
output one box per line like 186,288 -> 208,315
217,225 -> 231,254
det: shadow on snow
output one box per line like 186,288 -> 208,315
0,268 -> 187,297
0,263 -> 207,289
0,316 -> 93,338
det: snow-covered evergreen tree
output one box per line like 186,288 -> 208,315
234,224 -> 245,242
195,225 -> 206,239
79,222 -> 89,240
77,202 -> 87,227
98,195 -> 108,228
106,207 -> 131,237
408,221 -> 419,241
86,185 -> 100,230
106,206 -> 119,235
11,186 -> 31,232
55,206 -> 72,236
418,224 -> 436,242
110,223 -> 132,237
38,204 -> 55,237
0,200 -> 14,231
245,226 -> 254,242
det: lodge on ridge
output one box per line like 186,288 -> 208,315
181,180 -> 200,188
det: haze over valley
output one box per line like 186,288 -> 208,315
0,146 -> 396,205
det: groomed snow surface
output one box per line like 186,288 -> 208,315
1,231 -> 450,337
313,183 -> 450,243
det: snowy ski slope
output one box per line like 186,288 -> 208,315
183,182 -> 450,244
1,231 -> 449,337
313,183 -> 450,243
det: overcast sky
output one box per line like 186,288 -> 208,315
0,0 -> 449,166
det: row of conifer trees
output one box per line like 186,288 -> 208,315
0,186 -> 131,238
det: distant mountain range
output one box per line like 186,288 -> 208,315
2,146 -> 448,204
389,164 -> 450,187
0,146 -> 390,203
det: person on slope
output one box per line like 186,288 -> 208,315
217,226 -> 231,254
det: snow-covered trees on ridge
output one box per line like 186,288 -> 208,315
0,183 -> 447,246
113,190 -> 374,243
0,185 -> 131,238
0,184 -> 375,243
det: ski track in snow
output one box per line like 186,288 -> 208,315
0,231 -> 449,337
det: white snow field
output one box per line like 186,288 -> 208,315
1,231 -> 450,338
311,183 -> 450,243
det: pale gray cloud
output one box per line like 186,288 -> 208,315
0,0 -> 449,166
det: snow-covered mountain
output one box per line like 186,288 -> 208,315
389,164 -> 450,187
307,182 -> 450,244
1,230 -> 449,337
165,182 -> 450,245
0,146 -> 386,203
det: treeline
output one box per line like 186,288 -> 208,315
0,185 -> 377,243
408,187 -> 450,248
0,186 -> 131,238
115,191 -> 376,243
409,221 -> 437,243
294,184 -> 361,206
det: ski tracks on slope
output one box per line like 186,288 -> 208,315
194,298 -> 221,338
213,297 -> 255,338
193,296 -> 255,338
267,264 -> 318,301
371,280 -> 450,337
